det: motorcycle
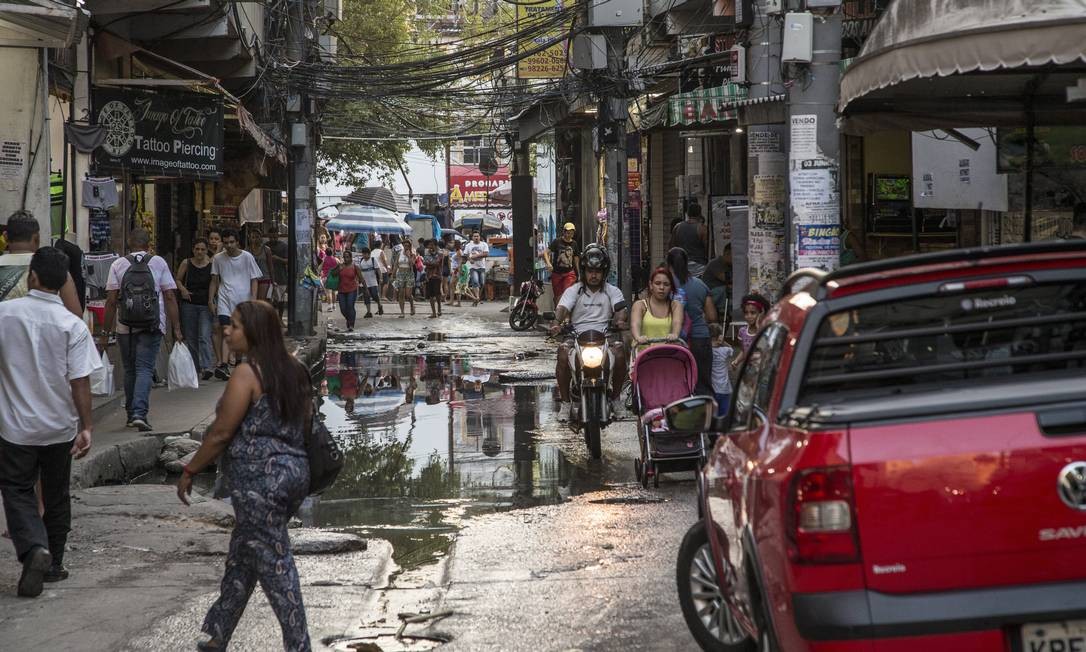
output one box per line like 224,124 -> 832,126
509,277 -> 544,331
567,328 -> 614,460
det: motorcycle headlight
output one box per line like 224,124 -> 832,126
581,345 -> 604,369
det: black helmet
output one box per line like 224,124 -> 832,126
579,243 -> 610,279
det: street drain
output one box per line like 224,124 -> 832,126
332,634 -> 447,651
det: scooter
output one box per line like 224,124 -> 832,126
509,277 -> 544,331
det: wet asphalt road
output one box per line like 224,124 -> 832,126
121,305 -> 703,650
322,306 -> 702,651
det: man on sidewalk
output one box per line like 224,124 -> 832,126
0,247 -> 97,597
463,231 -> 489,307
102,228 -> 183,432
208,228 -> 261,380
669,202 -> 709,278
0,210 -> 82,315
544,222 -> 580,303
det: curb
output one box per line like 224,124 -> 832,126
71,434 -> 170,489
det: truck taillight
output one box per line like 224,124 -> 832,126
789,467 -> 859,564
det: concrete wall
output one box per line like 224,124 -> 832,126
0,46 -> 50,236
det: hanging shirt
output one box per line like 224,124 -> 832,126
82,177 -> 119,210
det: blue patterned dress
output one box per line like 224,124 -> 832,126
201,394 -> 311,651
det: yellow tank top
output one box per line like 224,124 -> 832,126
640,299 -> 673,340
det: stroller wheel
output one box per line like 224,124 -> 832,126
634,458 -> 642,482
653,467 -> 660,488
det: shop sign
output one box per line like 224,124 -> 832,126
93,87 -> 223,179
667,83 -> 746,127
516,0 -> 568,79
448,164 -> 509,207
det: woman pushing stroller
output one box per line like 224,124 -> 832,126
630,266 -> 684,350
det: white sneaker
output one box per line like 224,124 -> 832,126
557,401 -> 572,423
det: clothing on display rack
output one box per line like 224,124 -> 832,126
84,253 -> 118,301
64,123 -> 108,154
82,177 -> 119,210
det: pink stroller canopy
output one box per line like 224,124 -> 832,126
631,344 -> 698,411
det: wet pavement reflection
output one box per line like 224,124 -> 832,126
307,351 -> 608,569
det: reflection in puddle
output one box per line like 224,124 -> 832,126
309,352 -> 599,569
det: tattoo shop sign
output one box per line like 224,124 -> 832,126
93,88 -> 223,179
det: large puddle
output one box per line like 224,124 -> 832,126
301,351 -> 605,569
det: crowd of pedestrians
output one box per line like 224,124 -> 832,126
311,230 -> 497,329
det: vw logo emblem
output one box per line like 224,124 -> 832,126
1057,462 -> 1086,511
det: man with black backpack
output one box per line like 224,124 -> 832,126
101,228 -> 183,432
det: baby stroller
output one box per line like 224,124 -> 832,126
631,343 -> 714,488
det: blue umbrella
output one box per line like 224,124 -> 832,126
327,204 -> 411,235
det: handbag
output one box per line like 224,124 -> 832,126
304,395 -> 344,495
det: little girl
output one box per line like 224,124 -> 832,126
708,323 -> 735,418
733,293 -> 770,373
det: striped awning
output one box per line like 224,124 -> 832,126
667,83 -> 748,127
327,204 -> 411,235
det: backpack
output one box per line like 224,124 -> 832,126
119,254 -> 160,330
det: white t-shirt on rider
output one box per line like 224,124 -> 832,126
558,282 -> 626,334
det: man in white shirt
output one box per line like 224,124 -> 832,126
102,228 -> 183,432
463,231 -> 489,307
208,228 -> 262,380
0,247 -> 98,597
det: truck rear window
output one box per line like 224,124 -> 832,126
799,282 -> 1086,403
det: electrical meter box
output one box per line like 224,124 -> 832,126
782,12 -> 813,63
571,34 -> 607,70
588,0 -> 643,27
765,0 -> 784,15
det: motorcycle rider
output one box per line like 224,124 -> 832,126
549,244 -> 629,423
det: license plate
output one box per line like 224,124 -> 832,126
1021,620 -> 1086,652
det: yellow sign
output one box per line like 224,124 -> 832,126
516,0 -> 567,79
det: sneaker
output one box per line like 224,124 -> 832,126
200,370 -> 213,381
214,365 -> 231,381
377,306 -> 384,315
364,313 -> 373,319
557,402 -> 572,423
125,417 -> 136,428
17,547 -> 51,597
43,564 -> 69,583
130,417 -> 153,432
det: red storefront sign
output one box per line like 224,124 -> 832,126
448,164 -> 510,207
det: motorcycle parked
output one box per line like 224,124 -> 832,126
509,276 -> 544,331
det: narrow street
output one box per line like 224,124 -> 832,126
0,302 -> 698,651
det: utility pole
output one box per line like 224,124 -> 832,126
787,6 -> 842,272
511,141 -> 533,289
287,0 -> 316,336
599,27 -> 631,297
746,0 -> 788,299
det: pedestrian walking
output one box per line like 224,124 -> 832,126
206,228 -> 224,363
544,223 -> 580,304
209,229 -> 263,380
0,247 -> 97,597
356,247 -> 383,318
446,240 -> 461,304
0,210 -> 82,315
176,238 -> 215,381
246,227 -> 273,302
176,301 -> 312,652
102,228 -> 183,432
317,242 -> 338,312
669,203 -> 709,278
453,257 -> 471,306
440,239 -> 452,305
422,239 -> 445,318
266,229 -> 289,321
391,239 -> 417,318
667,247 -> 717,396
333,250 -> 362,331
463,231 -> 488,307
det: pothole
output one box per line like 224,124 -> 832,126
329,633 -> 448,651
